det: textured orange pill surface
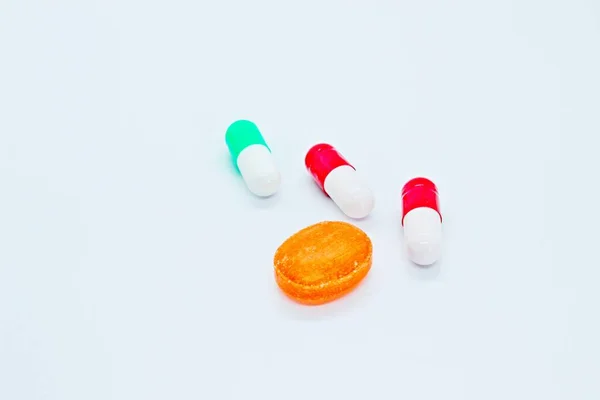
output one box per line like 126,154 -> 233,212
274,221 -> 372,305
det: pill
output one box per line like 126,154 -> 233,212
225,120 -> 281,197
401,177 -> 442,266
305,143 -> 374,219
274,221 -> 372,305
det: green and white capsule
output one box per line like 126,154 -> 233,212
225,120 -> 281,197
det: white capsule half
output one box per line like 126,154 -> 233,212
236,144 -> 281,197
323,165 -> 374,219
403,207 -> 442,266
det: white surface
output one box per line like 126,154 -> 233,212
236,144 -> 281,197
323,165 -> 374,219
403,207 -> 443,266
0,1 -> 599,399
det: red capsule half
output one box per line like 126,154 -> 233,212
401,177 -> 442,225
305,143 -> 354,193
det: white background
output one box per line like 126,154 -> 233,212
1,1 -> 599,399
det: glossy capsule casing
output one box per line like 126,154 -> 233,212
401,177 -> 442,266
305,143 -> 374,219
225,120 -> 281,197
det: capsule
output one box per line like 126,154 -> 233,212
225,120 -> 281,197
401,177 -> 442,266
305,143 -> 374,219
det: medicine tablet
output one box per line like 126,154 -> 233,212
401,177 -> 442,266
225,120 -> 281,197
305,144 -> 374,219
274,221 -> 372,305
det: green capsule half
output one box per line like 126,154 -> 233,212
225,120 -> 280,196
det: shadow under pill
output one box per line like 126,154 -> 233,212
406,260 -> 441,280
275,277 -> 373,320
248,191 -> 280,208
277,296 -> 355,321
350,213 -> 376,230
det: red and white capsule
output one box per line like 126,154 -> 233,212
401,177 -> 442,266
305,143 -> 374,219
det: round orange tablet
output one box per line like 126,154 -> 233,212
274,221 -> 373,305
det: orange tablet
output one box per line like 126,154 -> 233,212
274,221 -> 372,305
